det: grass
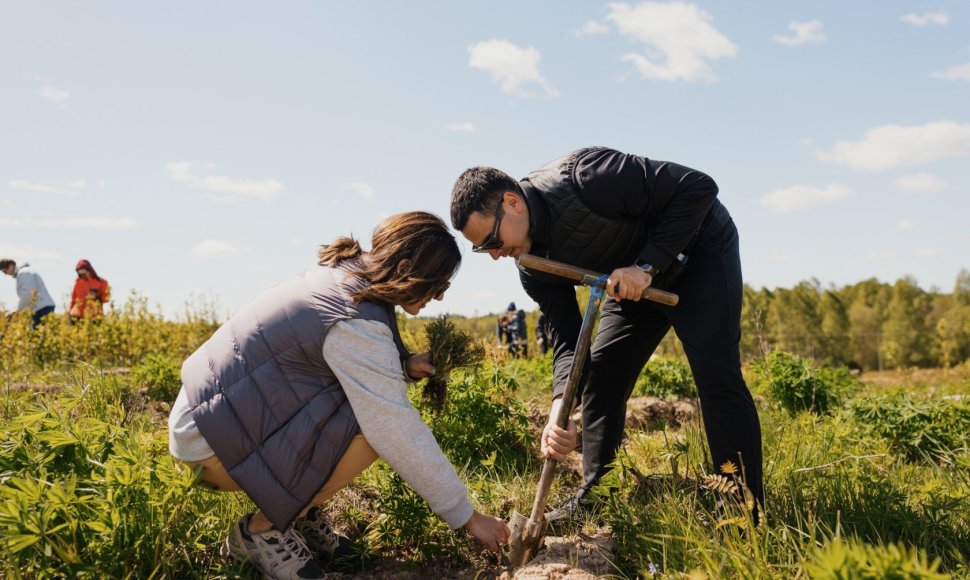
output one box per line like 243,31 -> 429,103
0,306 -> 968,578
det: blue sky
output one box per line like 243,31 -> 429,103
2,1 -> 968,319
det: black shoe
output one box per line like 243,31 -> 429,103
543,492 -> 603,533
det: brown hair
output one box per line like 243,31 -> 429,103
0,259 -> 15,272
318,211 -> 461,305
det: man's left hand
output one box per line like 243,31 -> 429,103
404,352 -> 436,379
606,265 -> 652,302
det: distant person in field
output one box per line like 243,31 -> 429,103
536,311 -> 551,355
69,259 -> 110,321
450,147 -> 763,524
0,258 -> 55,328
516,307 -> 528,357
168,212 -> 510,580
504,302 -> 520,357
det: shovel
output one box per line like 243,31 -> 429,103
506,255 -> 679,567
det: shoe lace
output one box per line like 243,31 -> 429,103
279,528 -> 313,561
304,511 -> 338,543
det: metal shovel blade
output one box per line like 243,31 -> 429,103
506,511 -> 546,567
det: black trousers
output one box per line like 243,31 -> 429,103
578,216 -> 764,504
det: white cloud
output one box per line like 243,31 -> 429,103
759,184 -> 855,213
916,248 -> 938,257
166,162 -> 284,202
816,121 -> 970,172
893,173 -> 947,195
605,1 -> 737,83
343,182 -> 375,201
8,179 -> 85,196
0,244 -> 61,261
896,219 -> 917,230
576,20 -> 609,36
191,240 -> 240,259
774,20 -> 826,46
0,199 -> 16,209
38,85 -> 70,103
467,39 -> 560,98
0,216 -> 138,229
900,12 -> 948,26
445,122 -> 476,133
929,62 -> 970,81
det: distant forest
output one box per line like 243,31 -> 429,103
740,269 -> 970,370
439,269 -> 970,371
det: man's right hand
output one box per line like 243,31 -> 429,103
541,397 -> 578,461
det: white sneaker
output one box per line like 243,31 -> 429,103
223,514 -> 326,580
295,507 -> 354,562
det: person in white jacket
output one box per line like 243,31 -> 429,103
1,258 -> 55,328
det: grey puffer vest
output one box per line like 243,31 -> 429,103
181,261 -> 408,530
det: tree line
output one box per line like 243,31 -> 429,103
412,270 -> 970,372
738,269 -> 970,370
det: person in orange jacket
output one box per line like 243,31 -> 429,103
70,259 -> 111,320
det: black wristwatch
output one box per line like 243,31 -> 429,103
635,259 -> 660,278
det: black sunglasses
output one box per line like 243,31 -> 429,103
471,203 -> 505,253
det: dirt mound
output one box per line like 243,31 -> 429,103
625,396 -> 698,430
499,531 -> 616,580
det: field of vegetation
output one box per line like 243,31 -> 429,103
1,277 -> 969,578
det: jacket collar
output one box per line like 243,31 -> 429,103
520,179 -> 551,252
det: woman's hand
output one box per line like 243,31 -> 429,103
404,351 -> 436,380
463,510 -> 511,552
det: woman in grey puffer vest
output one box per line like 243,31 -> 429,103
169,212 -> 510,580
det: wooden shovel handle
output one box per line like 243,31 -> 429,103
517,254 -> 679,307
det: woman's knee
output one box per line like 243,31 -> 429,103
182,455 -> 241,492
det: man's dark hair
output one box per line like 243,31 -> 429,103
449,166 -> 523,230
0,259 -> 15,271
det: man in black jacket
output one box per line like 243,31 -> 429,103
450,147 -> 763,519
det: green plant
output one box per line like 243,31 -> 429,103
851,393 -> 970,463
361,464 -> 466,565
421,366 -> 533,472
423,317 -> 486,414
130,353 -> 182,402
805,539 -> 947,579
633,356 -> 696,399
751,350 -> 858,415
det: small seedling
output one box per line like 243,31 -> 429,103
423,316 -> 485,414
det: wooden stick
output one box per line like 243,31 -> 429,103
517,254 -> 679,306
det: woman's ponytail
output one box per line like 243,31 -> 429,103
318,236 -> 363,266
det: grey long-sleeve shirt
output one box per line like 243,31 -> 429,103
14,264 -> 55,313
169,318 -> 473,530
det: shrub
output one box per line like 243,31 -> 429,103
130,354 -> 182,402
0,376 -> 240,578
362,465 -> 464,565
805,540 -> 946,579
419,366 -> 533,473
851,393 -> 970,463
633,356 -> 696,399
750,351 -> 858,415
